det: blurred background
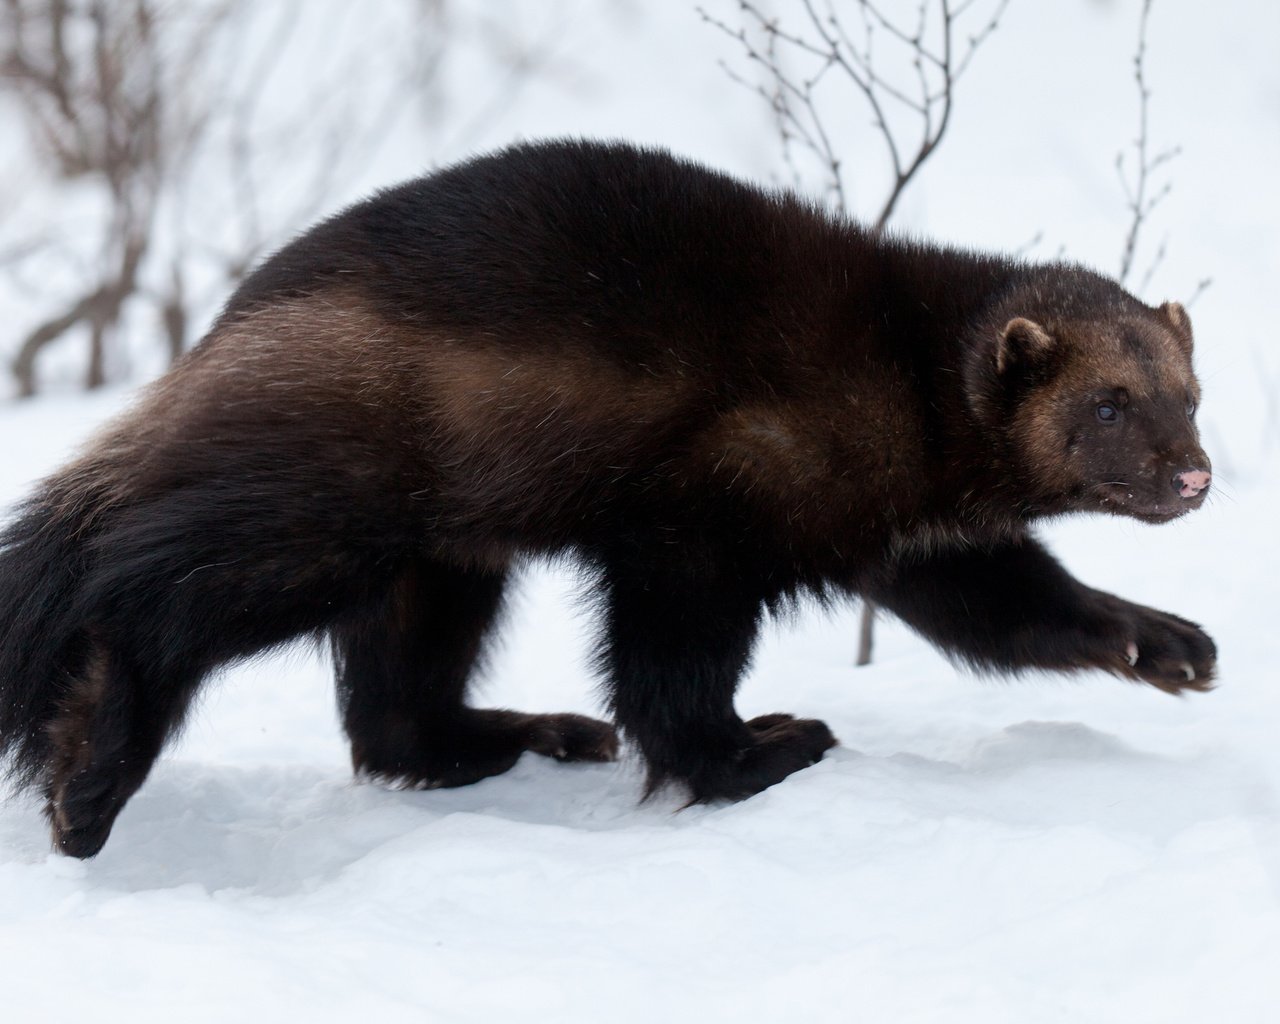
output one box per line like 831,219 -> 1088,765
1,0 -> 1276,483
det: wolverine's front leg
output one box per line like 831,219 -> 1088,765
869,534 -> 1216,693
598,554 -> 836,803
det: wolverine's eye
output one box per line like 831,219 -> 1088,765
1187,400 -> 1197,419
1096,402 -> 1119,424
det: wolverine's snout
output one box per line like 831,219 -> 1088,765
1173,468 -> 1211,499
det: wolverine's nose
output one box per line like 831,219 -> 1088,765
1173,469 -> 1211,499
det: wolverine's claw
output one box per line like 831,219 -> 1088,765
1126,642 -> 1139,667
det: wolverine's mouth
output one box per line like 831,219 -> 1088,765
1119,505 -> 1187,524
1094,482 -> 1191,524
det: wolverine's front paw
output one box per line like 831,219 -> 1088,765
1098,597 -> 1217,694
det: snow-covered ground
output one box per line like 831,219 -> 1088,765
3,1 -> 1280,1021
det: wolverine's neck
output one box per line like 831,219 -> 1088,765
844,234 -> 1033,533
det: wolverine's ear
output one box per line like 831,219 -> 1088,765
995,318 -> 1055,374
1158,300 -> 1194,356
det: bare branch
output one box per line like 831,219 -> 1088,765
1112,0 -> 1209,313
701,0 -> 1009,224
11,293 -> 99,399
1117,0 -> 1173,287
855,602 -> 875,667
1,0 -> 176,392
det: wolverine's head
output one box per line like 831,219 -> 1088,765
969,269 -> 1211,523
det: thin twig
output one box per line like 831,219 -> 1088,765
1116,0 -> 1180,287
700,0 -> 1008,222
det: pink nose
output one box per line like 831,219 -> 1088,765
1173,469 -> 1211,499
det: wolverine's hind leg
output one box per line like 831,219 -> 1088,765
333,559 -> 617,789
44,640 -> 202,858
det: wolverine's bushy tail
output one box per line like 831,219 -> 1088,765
0,493 -> 92,790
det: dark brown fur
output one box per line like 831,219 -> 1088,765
44,653 -> 107,840
0,139 -> 1215,857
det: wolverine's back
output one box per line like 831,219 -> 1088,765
224,139 -> 853,368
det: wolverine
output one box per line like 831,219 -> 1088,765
0,139 -> 1215,858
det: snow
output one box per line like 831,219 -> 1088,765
3,1 -> 1280,1021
